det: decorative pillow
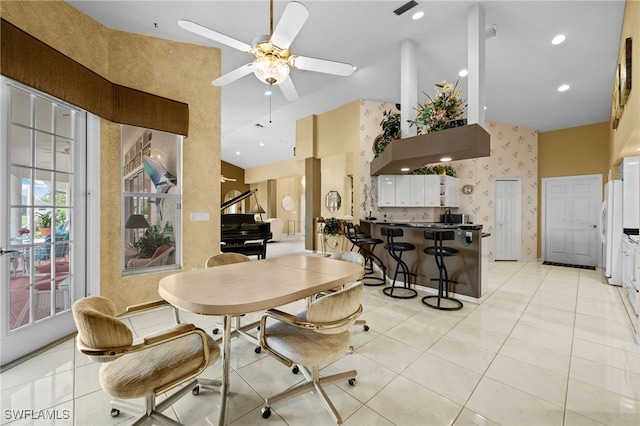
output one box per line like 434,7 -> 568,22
151,244 -> 170,260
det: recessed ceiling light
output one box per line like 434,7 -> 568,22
483,106 -> 487,110
412,11 -> 424,20
265,90 -> 272,96
552,34 -> 566,45
440,157 -> 452,162
235,151 -> 240,155
259,142 -> 264,146
400,167 -> 410,172
459,69 -> 468,77
558,84 -> 570,92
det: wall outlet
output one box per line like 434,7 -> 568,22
465,231 -> 473,244
190,212 -> 210,221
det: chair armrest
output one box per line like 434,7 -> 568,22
143,323 -> 196,345
124,299 -> 171,315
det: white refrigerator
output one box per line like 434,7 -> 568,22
600,180 -> 623,285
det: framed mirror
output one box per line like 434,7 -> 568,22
325,191 -> 341,212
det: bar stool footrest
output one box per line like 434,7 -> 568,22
383,286 -> 418,299
421,295 -> 463,311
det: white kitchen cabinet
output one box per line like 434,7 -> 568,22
424,175 -> 440,207
440,175 -> 459,207
395,175 -> 412,207
378,175 -> 396,207
409,175 -> 426,206
377,174 -> 459,208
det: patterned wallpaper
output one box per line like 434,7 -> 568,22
359,100 -> 539,260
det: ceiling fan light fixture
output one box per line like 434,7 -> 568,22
253,55 -> 290,85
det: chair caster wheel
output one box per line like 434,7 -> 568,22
363,325 -> 370,331
212,328 -> 219,335
110,408 -> 120,417
292,366 -> 299,374
348,378 -> 356,386
192,385 -> 200,395
255,346 -> 261,354
261,407 -> 271,419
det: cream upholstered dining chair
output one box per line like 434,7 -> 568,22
204,253 -> 262,353
72,296 -> 221,425
329,252 -> 369,332
259,281 -> 363,424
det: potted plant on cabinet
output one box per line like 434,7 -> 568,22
131,222 -> 174,258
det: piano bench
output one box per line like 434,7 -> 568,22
221,243 -> 266,259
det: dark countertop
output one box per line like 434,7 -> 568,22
361,220 -> 483,231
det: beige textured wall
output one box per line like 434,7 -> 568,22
2,0 -> 221,311
360,101 -> 539,260
611,0 -> 640,163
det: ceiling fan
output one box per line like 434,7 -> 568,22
178,0 -> 354,101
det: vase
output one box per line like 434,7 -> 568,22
444,119 -> 467,129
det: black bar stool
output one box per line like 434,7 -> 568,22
344,222 -> 386,286
381,227 -> 417,299
422,230 -> 463,311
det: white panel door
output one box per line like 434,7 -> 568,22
409,175 -> 425,206
543,175 -> 602,267
494,179 -> 521,260
424,175 -> 440,207
378,175 -> 396,207
395,175 -> 411,207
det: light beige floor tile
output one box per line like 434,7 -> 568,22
499,337 -> 571,376
402,352 -> 482,405
325,353 -> 397,403
577,295 -> 629,323
509,322 -> 573,353
570,355 -> 640,401
1,370 -> 74,416
427,335 -> 497,374
73,361 -> 101,398
571,337 -> 640,375
566,378 -> 640,425
383,318 -> 445,351
236,355 -> 305,400
358,334 -> 422,374
343,405 -> 394,426
73,389 -> 137,426
466,377 -> 564,426
484,354 -> 568,406
563,410 -> 608,426
367,375 -> 462,426
453,408 -> 501,426
446,321 -> 508,352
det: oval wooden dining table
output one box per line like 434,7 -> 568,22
158,254 -> 364,425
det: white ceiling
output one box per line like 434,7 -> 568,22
67,0 -> 626,169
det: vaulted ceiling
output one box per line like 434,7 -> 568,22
67,1 -> 626,169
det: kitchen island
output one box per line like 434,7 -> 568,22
360,221 -> 489,301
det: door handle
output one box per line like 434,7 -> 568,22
591,224 -> 597,229
0,248 -> 19,256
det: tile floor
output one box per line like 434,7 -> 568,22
2,237 -> 640,425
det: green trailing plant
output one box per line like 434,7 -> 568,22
322,217 -> 342,236
374,110 -> 401,158
132,222 -> 174,258
409,164 -> 456,176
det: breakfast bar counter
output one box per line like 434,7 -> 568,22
360,221 -> 489,300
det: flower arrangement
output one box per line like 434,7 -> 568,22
411,79 -> 467,134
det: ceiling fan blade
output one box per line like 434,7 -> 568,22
212,63 -> 255,86
270,2 -> 309,50
289,55 -> 354,76
178,19 -> 251,52
279,77 -> 299,101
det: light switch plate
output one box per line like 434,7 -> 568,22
190,212 -> 210,221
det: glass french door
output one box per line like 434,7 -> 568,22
1,78 -> 87,366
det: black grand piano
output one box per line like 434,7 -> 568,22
220,189 -> 272,259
